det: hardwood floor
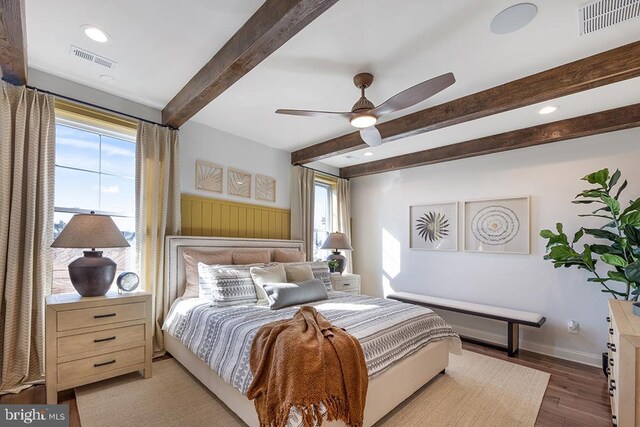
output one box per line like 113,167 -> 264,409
0,344 -> 611,427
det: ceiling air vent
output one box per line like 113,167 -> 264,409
578,0 -> 640,35
69,45 -> 117,69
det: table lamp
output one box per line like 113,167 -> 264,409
51,211 -> 130,297
320,232 -> 353,274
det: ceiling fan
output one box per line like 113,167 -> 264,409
275,72 -> 455,147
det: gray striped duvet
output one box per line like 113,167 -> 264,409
163,291 -> 461,396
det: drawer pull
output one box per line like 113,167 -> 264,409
609,358 -> 614,367
94,313 -> 116,319
94,336 -> 116,343
343,283 -> 352,286
612,415 -> 617,426
609,388 -> 614,397
94,359 -> 116,368
609,328 -> 614,335
610,379 -> 616,390
606,316 -> 611,322
606,367 -> 611,376
608,343 -> 617,352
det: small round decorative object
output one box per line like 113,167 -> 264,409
116,272 -> 139,293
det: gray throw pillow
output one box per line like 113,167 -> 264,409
262,279 -> 329,310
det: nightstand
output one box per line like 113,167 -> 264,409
330,273 -> 361,295
45,291 -> 152,404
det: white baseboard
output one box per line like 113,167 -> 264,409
452,324 -> 602,368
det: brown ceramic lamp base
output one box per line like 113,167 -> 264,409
68,250 -> 117,297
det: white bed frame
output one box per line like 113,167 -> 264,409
163,236 -> 449,426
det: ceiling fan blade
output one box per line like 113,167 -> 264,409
371,72 -> 456,116
275,109 -> 353,121
359,126 -> 382,147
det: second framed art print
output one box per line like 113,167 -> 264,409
463,196 -> 530,254
410,202 -> 458,251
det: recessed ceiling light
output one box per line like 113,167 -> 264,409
82,25 -> 110,43
490,3 -> 538,34
363,151 -> 374,157
538,105 -> 558,115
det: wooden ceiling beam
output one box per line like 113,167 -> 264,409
292,40 -> 640,165
339,103 -> 640,178
162,0 -> 338,128
0,0 -> 27,85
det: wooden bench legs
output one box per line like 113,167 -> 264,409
507,322 -> 520,357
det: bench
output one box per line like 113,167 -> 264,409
387,291 -> 546,357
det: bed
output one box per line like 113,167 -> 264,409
162,236 -> 461,426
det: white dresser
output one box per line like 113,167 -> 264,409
330,273 -> 361,295
608,299 -> 640,426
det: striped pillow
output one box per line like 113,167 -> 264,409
197,263 -> 261,306
278,261 -> 332,290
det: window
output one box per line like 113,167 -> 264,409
313,178 -> 337,261
52,114 -> 137,294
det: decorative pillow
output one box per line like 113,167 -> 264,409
197,263 -> 260,306
279,262 -> 332,290
261,279 -> 329,310
284,264 -> 314,283
250,264 -> 287,305
232,250 -> 270,265
272,248 -> 306,263
182,250 -> 232,298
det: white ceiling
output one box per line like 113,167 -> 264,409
25,0 -> 640,168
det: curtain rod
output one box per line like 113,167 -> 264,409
299,165 -> 345,180
22,83 -> 177,131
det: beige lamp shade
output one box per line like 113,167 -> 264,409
320,232 -> 353,251
51,212 -> 130,249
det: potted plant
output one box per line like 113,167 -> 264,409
327,259 -> 340,273
540,168 -> 640,376
540,168 -> 640,300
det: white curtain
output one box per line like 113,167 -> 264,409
135,122 -> 180,354
0,82 -> 55,393
336,178 -> 353,273
290,166 -> 315,260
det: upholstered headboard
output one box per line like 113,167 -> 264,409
163,236 -> 304,312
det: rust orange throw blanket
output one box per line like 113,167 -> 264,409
246,306 -> 368,427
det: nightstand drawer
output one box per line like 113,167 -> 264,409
58,346 -> 145,383
333,280 -> 358,291
57,302 -> 145,331
57,324 -> 145,357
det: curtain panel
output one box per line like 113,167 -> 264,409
336,178 -> 353,273
290,166 -> 315,260
0,83 -> 55,393
135,122 -> 180,354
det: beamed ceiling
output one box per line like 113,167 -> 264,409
9,0 -> 640,176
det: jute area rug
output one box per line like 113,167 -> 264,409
76,350 -> 550,427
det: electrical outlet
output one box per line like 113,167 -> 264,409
568,320 -> 579,334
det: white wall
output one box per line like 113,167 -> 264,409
179,120 -> 291,209
351,128 -> 640,366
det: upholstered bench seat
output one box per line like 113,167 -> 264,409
387,291 -> 546,356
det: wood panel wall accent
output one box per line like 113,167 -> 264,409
162,0 -> 338,128
181,194 -> 291,240
292,41 -> 640,165
340,103 -> 640,178
0,0 -> 27,85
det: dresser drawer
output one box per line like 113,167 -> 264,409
57,302 -> 145,331
57,324 -> 145,358
332,278 -> 359,291
57,346 -> 145,383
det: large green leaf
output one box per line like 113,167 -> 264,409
540,229 -> 555,239
609,169 -> 621,190
608,271 -> 630,284
621,210 -> 640,227
615,180 -> 628,200
548,245 -> 576,260
601,254 -> 628,268
583,228 -> 619,241
583,169 -> 609,187
622,198 -> 640,216
624,225 -> 640,246
582,244 -> 595,270
624,260 -> 640,283
572,228 -> 584,244
590,244 -> 613,255
600,195 -> 620,216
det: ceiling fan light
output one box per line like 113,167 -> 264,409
350,114 -> 377,128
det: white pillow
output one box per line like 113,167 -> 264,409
250,264 -> 287,306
